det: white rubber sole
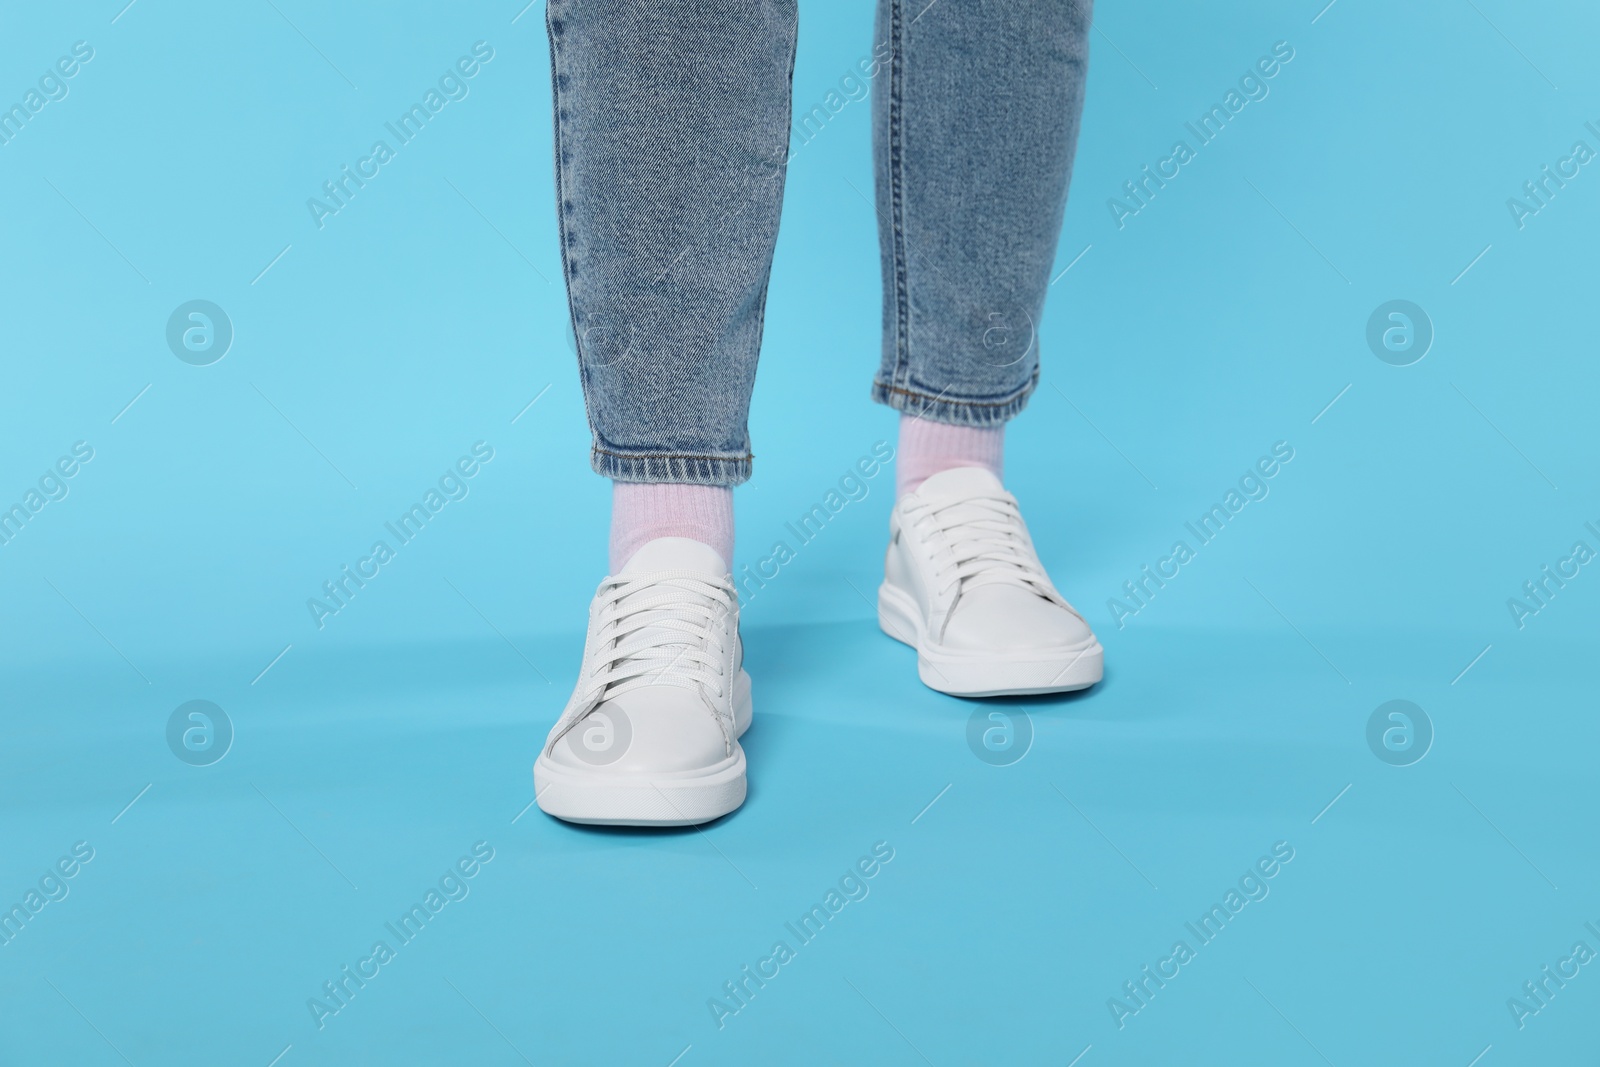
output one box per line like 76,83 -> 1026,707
878,582 -> 1104,697
533,670 -> 753,827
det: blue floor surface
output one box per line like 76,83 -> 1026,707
4,0 -> 1599,1063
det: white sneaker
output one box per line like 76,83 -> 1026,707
879,466 -> 1103,697
534,537 -> 751,826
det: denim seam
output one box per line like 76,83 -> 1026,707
592,446 -> 753,462
737,16 -> 800,479
885,0 -> 911,393
546,5 -> 605,463
595,451 -> 753,487
875,379 -> 1036,408
871,370 -> 1037,427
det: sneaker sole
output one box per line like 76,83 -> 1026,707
533,671 -> 753,827
878,582 -> 1104,697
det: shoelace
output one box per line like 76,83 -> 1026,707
577,570 -> 735,713
908,493 -> 1053,602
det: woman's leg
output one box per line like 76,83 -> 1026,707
548,0 -> 797,538
872,0 -> 1104,697
536,1 -> 796,827
871,0 -> 1092,459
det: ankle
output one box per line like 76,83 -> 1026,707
895,415 -> 1004,496
609,482 -> 734,571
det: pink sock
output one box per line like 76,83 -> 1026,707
896,415 -> 1005,496
609,482 -> 734,571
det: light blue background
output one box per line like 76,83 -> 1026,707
2,0 -> 1597,1064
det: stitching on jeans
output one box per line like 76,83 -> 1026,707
736,17 -> 799,478
593,446 -> 753,462
877,383 -> 1030,409
887,0 -> 910,391
546,3 -> 599,439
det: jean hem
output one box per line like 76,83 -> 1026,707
592,447 -> 753,486
871,370 -> 1037,427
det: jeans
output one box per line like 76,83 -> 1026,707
546,0 -> 1091,486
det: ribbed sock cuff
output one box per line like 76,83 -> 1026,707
609,482 -> 735,572
895,414 -> 1005,496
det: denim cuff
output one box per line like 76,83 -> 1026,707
870,367 -> 1038,428
591,445 -> 753,486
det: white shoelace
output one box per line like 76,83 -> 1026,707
575,570 -> 735,714
908,494 -> 1053,602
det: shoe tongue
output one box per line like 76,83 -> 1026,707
619,536 -> 728,578
914,465 -> 1005,504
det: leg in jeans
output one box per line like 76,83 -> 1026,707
873,0 -> 1104,698
872,0 -> 1092,429
536,1 -> 795,827
546,0 -> 797,490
